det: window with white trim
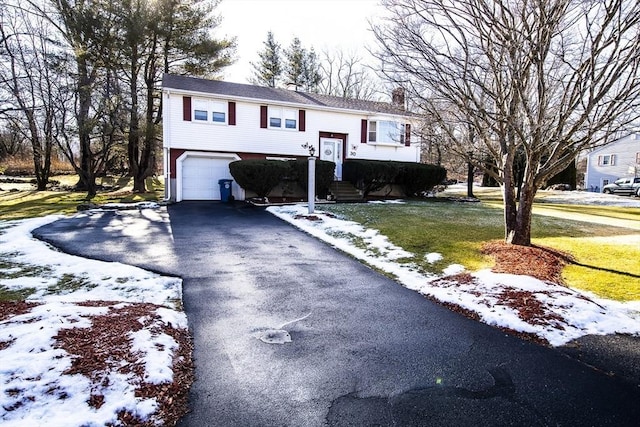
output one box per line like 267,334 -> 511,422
636,152 -> 640,164
368,120 -> 405,144
268,107 -> 297,130
597,154 -> 616,166
192,98 -> 227,124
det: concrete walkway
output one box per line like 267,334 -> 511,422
34,202 -> 640,426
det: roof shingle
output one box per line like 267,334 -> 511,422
162,74 -> 411,116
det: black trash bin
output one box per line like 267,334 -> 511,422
218,179 -> 233,202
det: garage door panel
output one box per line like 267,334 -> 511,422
181,156 -> 233,200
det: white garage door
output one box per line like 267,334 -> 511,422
181,156 -> 233,200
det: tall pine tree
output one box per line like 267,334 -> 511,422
250,31 -> 281,87
301,47 -> 321,92
284,37 -> 305,90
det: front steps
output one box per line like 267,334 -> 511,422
330,181 -> 363,202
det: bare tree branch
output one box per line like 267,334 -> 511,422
372,0 -> 640,245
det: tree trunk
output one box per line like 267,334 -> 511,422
131,34 -> 161,194
26,111 -> 49,191
501,148 -> 519,243
506,183 -> 537,246
467,159 -> 474,198
74,57 -> 97,197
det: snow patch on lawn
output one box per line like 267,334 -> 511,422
0,214 -> 186,426
424,252 -> 443,263
0,215 -> 182,306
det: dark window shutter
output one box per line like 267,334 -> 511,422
228,102 -> 236,125
299,109 -> 306,132
260,105 -> 268,128
361,119 -> 368,143
405,123 -> 411,146
183,96 -> 192,121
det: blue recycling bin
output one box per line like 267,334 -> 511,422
218,179 -> 233,202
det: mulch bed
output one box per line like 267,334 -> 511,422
0,300 -> 192,426
426,242 -> 578,346
481,241 -> 574,284
0,300 -> 38,322
54,301 -> 193,427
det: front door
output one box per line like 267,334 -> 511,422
320,138 -> 343,180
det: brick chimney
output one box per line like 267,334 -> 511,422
392,87 -> 405,110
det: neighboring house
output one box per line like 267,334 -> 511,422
584,133 -> 640,192
162,74 -> 421,201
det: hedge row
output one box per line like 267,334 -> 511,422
343,160 -> 447,198
229,159 -> 335,198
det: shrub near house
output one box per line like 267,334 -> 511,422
229,160 -> 290,199
229,159 -> 335,200
288,159 -> 336,198
343,160 -> 446,198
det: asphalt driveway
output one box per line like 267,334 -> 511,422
34,202 -> 640,426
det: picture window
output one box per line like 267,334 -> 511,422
368,120 -> 404,144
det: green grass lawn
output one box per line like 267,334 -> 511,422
324,199 -> 640,302
0,175 -> 164,220
2,176 -> 639,302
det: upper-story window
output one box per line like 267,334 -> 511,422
193,99 -> 227,124
597,154 -> 616,166
269,107 -> 297,130
368,120 -> 405,144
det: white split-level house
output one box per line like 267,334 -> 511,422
162,74 -> 421,201
584,133 -> 640,192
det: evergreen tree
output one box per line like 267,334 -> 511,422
284,37 -> 322,92
284,37 -> 305,90
250,31 -> 281,87
301,47 -> 321,92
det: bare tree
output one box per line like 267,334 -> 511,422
373,0 -> 640,245
0,122 -> 28,160
318,49 -> 379,100
0,3 -> 70,189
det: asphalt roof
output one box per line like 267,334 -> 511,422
162,73 -> 411,116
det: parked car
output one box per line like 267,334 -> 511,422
602,177 -> 640,196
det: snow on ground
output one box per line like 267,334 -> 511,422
445,182 -> 640,207
1,192 -> 638,424
536,188 -> 640,207
267,201 -> 640,347
0,210 -> 187,426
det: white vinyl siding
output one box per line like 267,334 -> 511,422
163,92 -> 420,162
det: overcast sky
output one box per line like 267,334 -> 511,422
216,0 -> 385,84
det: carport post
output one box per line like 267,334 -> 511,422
308,156 -> 316,214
